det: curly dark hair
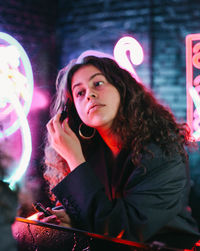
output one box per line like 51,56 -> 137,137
44,55 -> 192,198
56,56 -> 191,163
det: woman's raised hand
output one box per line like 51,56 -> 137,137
46,113 -> 86,171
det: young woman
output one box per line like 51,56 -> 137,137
42,56 -> 200,249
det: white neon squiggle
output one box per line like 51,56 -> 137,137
189,87 -> 200,115
189,87 -> 200,140
113,36 -> 144,82
1,80 -> 32,189
192,130 -> 200,140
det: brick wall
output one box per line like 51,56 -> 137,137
57,0 -> 200,120
150,0 -> 200,118
57,0 -> 152,86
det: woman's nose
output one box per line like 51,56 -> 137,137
87,91 -> 97,100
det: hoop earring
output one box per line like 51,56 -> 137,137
79,123 -> 96,140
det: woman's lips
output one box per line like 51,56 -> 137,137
88,104 -> 105,114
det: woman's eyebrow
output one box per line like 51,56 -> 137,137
72,83 -> 82,91
89,72 -> 104,81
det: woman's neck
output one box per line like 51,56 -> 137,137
97,128 -> 121,157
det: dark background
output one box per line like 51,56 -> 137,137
0,0 -> 200,226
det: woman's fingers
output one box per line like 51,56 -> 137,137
37,212 -> 45,220
62,119 -> 74,135
46,117 -> 55,136
34,205 -> 72,228
47,207 -> 72,226
46,113 -> 85,170
34,206 -> 72,227
42,215 -> 61,225
52,113 -> 63,133
50,208 -> 71,222
47,113 -> 72,137
37,211 -> 61,225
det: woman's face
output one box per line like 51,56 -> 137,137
71,65 -> 120,132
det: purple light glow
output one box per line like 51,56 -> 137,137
31,88 -> 49,110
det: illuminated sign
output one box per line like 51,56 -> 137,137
186,33 -> 200,141
114,36 -> 144,82
0,32 -> 33,189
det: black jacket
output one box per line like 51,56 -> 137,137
52,141 -> 200,249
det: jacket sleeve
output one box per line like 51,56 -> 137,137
52,144 -> 189,242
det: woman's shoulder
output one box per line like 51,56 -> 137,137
125,142 -> 188,192
139,141 -> 186,172
144,141 -> 184,158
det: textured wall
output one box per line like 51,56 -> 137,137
57,0 -> 152,87
56,0 -> 200,120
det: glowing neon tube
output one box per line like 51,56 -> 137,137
0,73 -> 32,190
0,32 -> 34,137
3,94 -> 32,189
113,36 -> 144,82
189,87 -> 200,140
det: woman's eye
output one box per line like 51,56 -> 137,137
94,81 -> 104,87
77,90 -> 85,97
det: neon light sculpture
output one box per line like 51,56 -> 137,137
113,36 -> 144,82
186,33 -> 200,141
0,32 -> 33,189
0,32 -> 33,137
